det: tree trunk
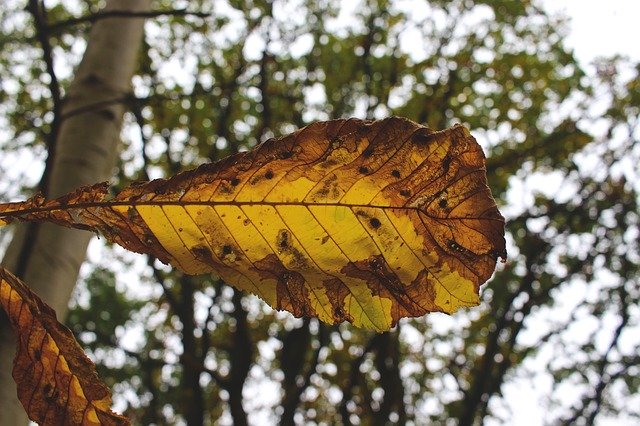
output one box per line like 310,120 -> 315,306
0,0 -> 150,423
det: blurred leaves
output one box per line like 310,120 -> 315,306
1,0 -> 638,424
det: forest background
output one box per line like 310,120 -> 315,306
0,0 -> 638,425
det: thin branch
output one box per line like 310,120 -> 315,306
176,275 -> 205,426
148,256 -> 179,310
457,248 -> 546,426
208,33 -> 256,160
225,290 -> 252,426
560,285 -> 631,426
129,100 -> 151,181
280,320 -> 328,426
373,330 -> 405,424
47,9 -> 211,33
198,282 -> 228,388
299,323 -> 326,395
339,335 -> 377,425
27,0 -> 63,165
361,6 -> 377,119
15,0 -> 63,279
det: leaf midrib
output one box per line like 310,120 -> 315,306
0,199 -> 505,223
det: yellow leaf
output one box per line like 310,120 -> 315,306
0,267 -> 129,425
0,117 -> 506,331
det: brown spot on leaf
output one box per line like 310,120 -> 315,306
218,182 -> 233,194
275,228 -> 309,270
391,169 -> 401,178
254,254 -> 312,317
277,229 -> 290,252
202,244 -> 236,264
442,154 -> 452,173
447,239 -> 477,260
490,249 -> 506,262
362,145 -> 375,158
411,129 -> 435,145
313,174 -> 339,199
265,170 -> 274,179
369,217 -> 381,229
404,270 -> 438,311
341,255 -> 426,323
44,388 -> 60,403
323,277 -> 353,323
191,245 -> 218,266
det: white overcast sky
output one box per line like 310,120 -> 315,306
541,0 -> 640,63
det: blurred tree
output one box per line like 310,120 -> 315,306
0,0 -> 638,425
0,0 -> 151,423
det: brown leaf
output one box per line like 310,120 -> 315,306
0,267 -> 129,425
0,117 -> 506,330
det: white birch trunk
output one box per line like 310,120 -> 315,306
0,0 -> 151,422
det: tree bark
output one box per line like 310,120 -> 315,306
0,0 -> 150,423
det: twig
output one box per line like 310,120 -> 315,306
15,0 -> 62,279
27,0 -> 62,169
130,100 -> 151,181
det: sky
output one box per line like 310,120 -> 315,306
541,0 -> 640,63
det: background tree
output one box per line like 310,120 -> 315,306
0,0 -> 638,425
0,0 -> 151,423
